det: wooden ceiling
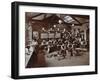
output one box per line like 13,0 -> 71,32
25,12 -> 89,31
26,12 -> 89,25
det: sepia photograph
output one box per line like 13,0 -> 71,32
11,2 -> 97,79
25,12 -> 90,68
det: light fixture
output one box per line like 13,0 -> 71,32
42,27 -> 45,31
64,28 -> 66,32
57,28 -> 59,31
72,24 -> 74,26
53,24 -> 56,28
58,20 -> 62,24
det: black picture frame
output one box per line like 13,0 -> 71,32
11,1 -> 98,79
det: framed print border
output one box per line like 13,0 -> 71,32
11,1 -> 98,79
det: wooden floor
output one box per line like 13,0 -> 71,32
26,50 -> 89,68
45,51 -> 89,67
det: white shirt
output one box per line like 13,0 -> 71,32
25,48 -> 29,54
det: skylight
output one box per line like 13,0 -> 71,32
64,16 -> 75,23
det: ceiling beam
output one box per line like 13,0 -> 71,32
71,15 -> 89,19
31,20 -> 82,26
31,13 -> 44,18
71,16 -> 81,24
